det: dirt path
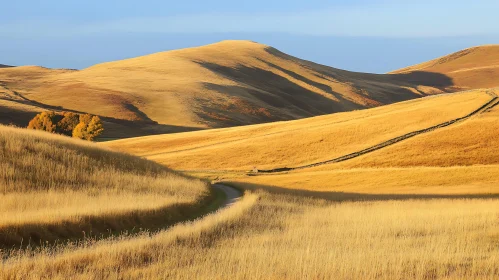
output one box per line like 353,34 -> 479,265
256,90 -> 498,174
213,183 -> 243,208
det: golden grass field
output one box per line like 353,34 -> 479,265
2,191 -> 497,279
0,125 -> 208,247
4,42 -> 497,139
2,45 -> 499,279
393,45 -> 499,89
104,89 -> 492,172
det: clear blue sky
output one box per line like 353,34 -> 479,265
1,0 -> 498,73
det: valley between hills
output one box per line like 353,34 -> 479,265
1,41 -> 499,279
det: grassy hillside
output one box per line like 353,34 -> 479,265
105,89 -> 499,196
392,45 -> 499,89
0,40 -> 459,138
104,90 -> 492,171
3,191 -> 498,279
0,125 -> 209,247
4,90 -> 499,279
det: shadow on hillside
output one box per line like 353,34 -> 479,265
389,71 -> 455,88
264,46 -> 456,89
0,98 -> 203,140
0,105 -> 38,126
230,181 -> 499,202
194,61 -> 366,124
0,193 -> 217,250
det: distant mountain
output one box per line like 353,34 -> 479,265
0,41 -> 492,138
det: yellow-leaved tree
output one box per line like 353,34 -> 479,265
72,115 -> 104,141
27,111 -> 60,133
27,111 -> 104,141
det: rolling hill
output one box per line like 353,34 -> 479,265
104,88 -> 499,195
392,45 -> 499,89
0,125 -> 209,247
103,90 -> 493,171
0,40 -> 462,138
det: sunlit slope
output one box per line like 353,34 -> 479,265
392,45 -> 499,89
231,90 -> 499,195
0,125 -> 208,246
105,90 -> 491,171
336,92 -> 499,168
1,40 -> 447,133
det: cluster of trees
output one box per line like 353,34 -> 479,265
28,111 -> 104,141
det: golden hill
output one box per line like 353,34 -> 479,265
103,90 -> 491,171
0,125 -> 208,247
0,40 -> 463,138
392,45 -> 499,89
105,89 -> 499,195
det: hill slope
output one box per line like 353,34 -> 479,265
391,45 -> 499,89
0,40 -> 454,138
103,90 -> 493,171
104,89 -> 499,195
0,125 -> 208,246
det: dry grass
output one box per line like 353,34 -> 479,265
338,97 -> 499,168
392,45 -> 499,89
0,40 -> 452,133
0,125 -> 208,246
2,192 -> 498,279
105,90 -> 491,171
235,165 -> 499,194
233,90 -> 499,194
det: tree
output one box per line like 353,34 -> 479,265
27,111 -> 104,141
27,111 -> 61,133
72,115 -> 104,141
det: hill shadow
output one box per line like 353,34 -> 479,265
195,61 -> 364,117
0,98 -> 202,140
264,46 -> 455,89
229,181 -> 499,202
389,71 -> 455,88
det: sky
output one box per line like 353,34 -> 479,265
1,0 -> 499,73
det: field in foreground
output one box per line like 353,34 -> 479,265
2,191 -> 498,279
0,125 -> 208,247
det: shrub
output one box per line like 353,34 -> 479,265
27,111 -> 104,141
57,112 -> 80,136
72,115 -> 104,141
27,111 -> 61,133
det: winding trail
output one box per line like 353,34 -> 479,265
256,90 -> 499,174
213,184 -> 243,208
0,184 -> 243,252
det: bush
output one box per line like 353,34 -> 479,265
27,111 -> 61,133
27,111 -> 104,141
72,115 -> 104,141
57,112 -> 80,136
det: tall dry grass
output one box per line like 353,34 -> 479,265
2,191 -> 497,279
0,125 -> 208,246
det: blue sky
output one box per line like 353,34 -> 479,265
1,0 -> 499,73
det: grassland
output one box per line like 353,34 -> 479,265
3,66 -> 499,278
393,45 -> 499,89
105,89 -> 491,171
2,191 -> 497,279
0,125 -> 209,247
